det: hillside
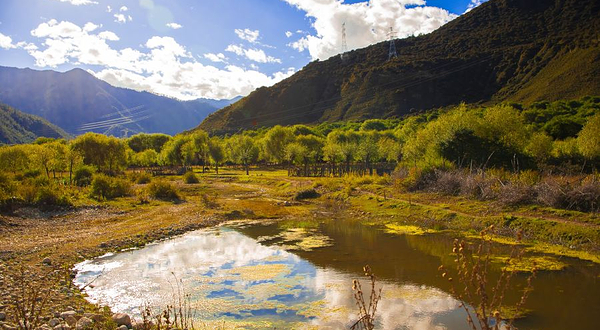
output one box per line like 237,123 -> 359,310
0,103 -> 69,144
0,67 -> 237,136
198,0 -> 600,134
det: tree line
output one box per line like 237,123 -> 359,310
0,97 -> 599,179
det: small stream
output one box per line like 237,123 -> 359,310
74,220 -> 599,329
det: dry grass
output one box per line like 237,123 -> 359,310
439,227 -> 537,330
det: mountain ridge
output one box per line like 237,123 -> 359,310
0,102 -> 69,145
0,66 -> 239,136
197,0 -> 600,134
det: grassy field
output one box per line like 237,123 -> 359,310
0,167 -> 598,326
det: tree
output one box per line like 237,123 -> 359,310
65,145 -> 83,185
31,144 -> 56,178
228,135 -> 259,175
160,135 -> 190,166
128,133 -> 172,153
577,113 -> 600,170
131,149 -> 159,167
360,119 -> 387,131
0,145 -> 29,174
324,130 -> 360,172
208,137 -> 225,174
357,131 -> 381,175
71,133 -> 127,173
191,131 -> 210,171
262,125 -> 294,164
525,132 -> 553,168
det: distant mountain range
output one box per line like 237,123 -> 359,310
198,0 -> 600,134
0,66 -> 239,136
0,102 -> 69,144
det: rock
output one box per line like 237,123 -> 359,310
85,314 -> 104,323
0,313 -> 5,321
111,314 -> 131,328
75,317 -> 93,330
63,316 -> 77,327
118,325 -> 128,330
48,319 -> 61,327
1,322 -> 17,330
60,311 -> 77,320
42,257 -> 52,265
54,324 -> 70,330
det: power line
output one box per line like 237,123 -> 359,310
228,53 -> 496,127
388,27 -> 398,60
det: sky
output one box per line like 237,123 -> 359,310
0,0 -> 487,101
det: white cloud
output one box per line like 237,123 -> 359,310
106,5 -> 112,13
234,28 -> 260,43
0,33 -> 15,49
83,22 -> 100,32
203,53 -> 226,63
226,44 -> 281,64
285,31 -> 293,38
465,0 -> 488,13
166,23 -> 183,30
98,31 -> 119,41
114,13 -> 133,24
27,19 -> 295,100
50,0 -> 98,5
119,6 -> 128,12
283,0 -> 457,60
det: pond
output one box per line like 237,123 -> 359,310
74,220 -> 600,329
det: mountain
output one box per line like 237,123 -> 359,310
198,0 -> 600,134
0,103 -> 69,145
0,66 -> 238,136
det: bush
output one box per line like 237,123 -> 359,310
147,180 -> 180,200
401,167 -> 437,192
498,183 -> 536,206
35,185 -> 71,208
430,170 -> 463,195
90,174 -> 131,200
294,188 -> 320,200
74,166 -> 95,187
129,172 -> 152,184
183,171 -> 199,184
23,169 -> 42,178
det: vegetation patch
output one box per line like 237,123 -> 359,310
294,188 -> 320,200
146,180 -> 180,201
384,223 -> 434,235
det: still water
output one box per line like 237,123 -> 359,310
74,220 -> 599,329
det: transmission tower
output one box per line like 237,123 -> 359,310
388,26 -> 397,60
340,22 -> 348,60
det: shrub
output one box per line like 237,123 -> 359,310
74,166 -> 95,187
459,173 -> 497,200
35,185 -> 71,207
401,167 -> 437,192
294,188 -> 320,200
430,170 -> 463,195
137,173 -> 152,184
183,171 -> 199,184
498,183 -> 536,206
565,179 -> 599,212
147,180 -> 180,200
23,169 -> 42,179
90,174 -> 131,200
18,183 -> 37,204
129,172 -> 152,184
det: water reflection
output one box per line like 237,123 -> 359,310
74,227 -> 468,328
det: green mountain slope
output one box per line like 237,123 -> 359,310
0,103 -> 69,145
198,0 -> 600,134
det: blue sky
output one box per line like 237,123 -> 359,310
0,0 -> 486,100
